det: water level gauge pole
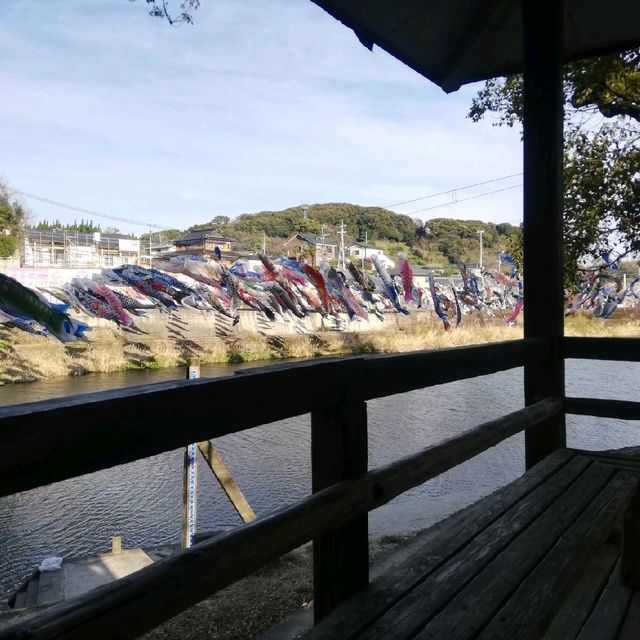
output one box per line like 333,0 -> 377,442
182,358 -> 200,548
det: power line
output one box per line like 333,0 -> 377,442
384,172 -> 523,209
14,189 -> 166,230
404,183 -> 522,215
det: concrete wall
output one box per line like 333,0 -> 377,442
83,305 -> 433,340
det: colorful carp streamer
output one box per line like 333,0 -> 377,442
0,273 -> 90,341
397,253 -> 414,303
566,272 -> 640,319
428,271 -> 450,331
0,251 -> 634,342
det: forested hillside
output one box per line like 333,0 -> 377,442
191,203 -> 521,268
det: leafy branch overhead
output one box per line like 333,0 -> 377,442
130,0 -> 201,25
470,49 -> 640,285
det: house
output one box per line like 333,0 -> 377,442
347,241 -> 394,269
283,232 -> 337,266
148,236 -> 177,260
22,230 -> 140,268
170,228 -> 239,263
173,228 -> 235,254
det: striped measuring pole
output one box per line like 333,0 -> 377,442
182,358 -> 200,548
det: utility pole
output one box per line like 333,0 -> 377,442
319,224 -> 327,264
262,230 -> 266,254
362,230 -> 368,270
338,220 -> 346,270
477,229 -> 484,269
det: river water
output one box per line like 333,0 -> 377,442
0,356 -> 638,596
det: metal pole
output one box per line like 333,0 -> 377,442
338,221 -> 346,270
477,230 -> 484,269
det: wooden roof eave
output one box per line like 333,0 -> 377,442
310,0 -> 640,92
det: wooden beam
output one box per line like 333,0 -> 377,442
0,341 -> 538,498
197,441 -> 256,523
522,0 -> 566,468
0,398 -> 561,640
563,337 -> 640,362
362,338 -> 546,400
565,398 -> 640,421
312,401 -> 368,623
0,357 -> 360,498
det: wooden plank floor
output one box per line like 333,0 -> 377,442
304,448 -> 640,640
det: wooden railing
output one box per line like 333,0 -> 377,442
563,337 -> 640,421
0,336 -> 638,639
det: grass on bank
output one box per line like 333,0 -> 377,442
0,313 -> 637,384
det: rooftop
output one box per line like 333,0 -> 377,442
288,232 -> 337,246
174,229 -> 236,246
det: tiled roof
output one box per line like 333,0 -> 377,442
174,229 -> 235,245
291,232 -> 336,246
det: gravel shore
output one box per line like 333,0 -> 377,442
140,535 -> 409,640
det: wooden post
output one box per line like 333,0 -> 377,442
182,359 -> 199,549
111,536 -> 122,555
197,440 -> 256,523
522,0 -> 566,468
311,401 -> 368,623
622,482 -> 640,588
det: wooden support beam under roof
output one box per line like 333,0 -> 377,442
310,0 -> 640,92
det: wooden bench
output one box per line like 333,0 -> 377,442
303,448 -> 640,640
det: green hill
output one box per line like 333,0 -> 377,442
189,203 -> 521,269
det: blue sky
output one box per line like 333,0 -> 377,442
0,0 -> 524,235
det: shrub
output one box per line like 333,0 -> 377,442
0,235 -> 17,258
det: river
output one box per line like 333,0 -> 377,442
0,356 -> 638,597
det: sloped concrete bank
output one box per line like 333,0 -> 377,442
0,308 -> 454,384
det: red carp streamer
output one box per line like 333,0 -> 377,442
398,253 -> 414,302
506,299 -> 524,325
302,263 -> 332,313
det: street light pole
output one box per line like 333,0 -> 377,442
477,229 -> 484,269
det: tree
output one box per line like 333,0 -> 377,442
469,49 -> 640,286
210,215 -> 230,228
0,181 -> 27,258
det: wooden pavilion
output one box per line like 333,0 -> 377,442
1,0 -> 640,638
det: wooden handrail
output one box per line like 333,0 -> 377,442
565,397 -> 640,421
563,337 -> 640,362
0,339 -> 543,498
0,397 -> 562,640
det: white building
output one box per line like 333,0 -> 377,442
347,242 -> 395,269
22,230 -> 140,268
